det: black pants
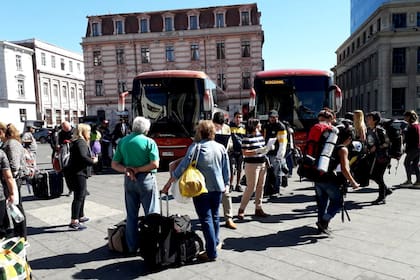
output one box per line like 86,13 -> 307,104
369,156 -> 389,199
0,200 -> 9,238
71,175 -> 88,220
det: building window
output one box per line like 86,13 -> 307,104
95,80 -> 103,96
216,13 -> 224,28
62,85 -> 68,102
70,87 -> 75,100
377,18 -> 381,32
92,22 -> 101,36
417,13 -> 420,27
241,11 -> 250,26
69,61 -> 73,72
217,73 -> 226,90
17,79 -> 25,97
140,18 -> 148,33
19,109 -> 27,122
51,55 -> 56,68
417,47 -> 420,73
56,110 -> 62,125
392,87 -> 405,116
116,48 -> 125,65
79,88 -> 83,100
16,55 -> 22,71
53,84 -> 58,99
164,17 -> 173,31
115,20 -> 124,34
241,41 -> 250,57
60,58 -> 65,71
392,13 -> 406,28
166,46 -> 175,62
45,109 -> 52,125
93,51 -> 102,66
43,82 -> 49,97
392,47 -> 406,74
77,63 -> 81,73
242,72 -> 251,89
41,52 -> 46,66
118,80 -> 127,93
189,15 -> 198,30
216,42 -> 225,59
141,47 -> 150,63
191,44 -> 199,61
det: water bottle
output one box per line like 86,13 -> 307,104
7,203 -> 24,223
317,126 -> 339,173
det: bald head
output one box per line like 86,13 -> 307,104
61,121 -> 72,132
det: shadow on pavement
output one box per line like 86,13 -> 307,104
222,225 -> 328,252
28,225 -> 71,235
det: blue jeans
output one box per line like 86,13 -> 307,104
315,181 -> 342,222
124,172 -> 160,253
193,191 -> 222,259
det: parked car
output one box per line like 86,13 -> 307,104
33,128 -> 52,144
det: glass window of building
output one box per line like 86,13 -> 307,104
392,13 -> 406,28
60,58 -> 65,71
70,87 -> 75,100
118,80 -> 127,93
391,88 -> 405,116
189,15 -> 198,30
51,55 -> 56,68
43,82 -> 49,98
377,18 -> 381,32
140,19 -> 148,33
392,47 -> 406,74
141,47 -> 150,63
216,13 -> 224,28
95,80 -> 103,96
69,61 -> 73,72
241,11 -> 250,26
41,52 -> 46,66
217,73 -> 226,90
17,79 -> 25,97
242,72 -> 251,89
165,17 -> 173,31
92,22 -> 100,36
16,55 -> 22,71
216,42 -> 225,59
115,20 -> 124,34
191,43 -> 199,61
116,48 -> 125,64
93,51 -> 102,66
241,41 -> 250,57
166,46 -> 175,62
53,84 -> 58,99
77,63 -> 81,73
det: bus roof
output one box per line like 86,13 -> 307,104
135,70 -> 209,80
255,69 -> 332,79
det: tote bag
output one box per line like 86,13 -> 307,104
179,144 -> 208,198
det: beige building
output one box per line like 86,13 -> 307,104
335,0 -> 420,118
81,3 -> 264,125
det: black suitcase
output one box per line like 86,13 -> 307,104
32,169 -> 64,199
138,195 -> 202,269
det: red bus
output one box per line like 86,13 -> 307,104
249,69 -> 342,149
126,70 -> 228,162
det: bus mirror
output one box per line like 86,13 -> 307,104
118,91 -> 130,112
249,88 -> 256,110
328,85 -> 342,113
203,89 -> 213,111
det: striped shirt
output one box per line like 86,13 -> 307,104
242,133 -> 266,163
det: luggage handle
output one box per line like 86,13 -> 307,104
159,192 -> 169,217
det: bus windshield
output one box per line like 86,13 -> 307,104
132,77 -> 203,137
254,75 -> 330,129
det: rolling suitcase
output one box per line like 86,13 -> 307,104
32,169 -> 64,199
138,194 -> 203,269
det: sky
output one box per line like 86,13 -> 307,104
0,0 -> 350,71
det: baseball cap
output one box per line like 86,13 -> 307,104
268,110 -> 279,117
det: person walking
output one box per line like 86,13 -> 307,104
162,120 -> 230,262
315,122 -> 360,234
212,112 -> 236,230
64,124 -> 98,230
366,111 -> 392,204
111,116 -> 160,255
400,110 -> 420,187
238,118 -> 273,220
229,111 -> 246,192
21,125 -> 37,157
263,110 -> 288,196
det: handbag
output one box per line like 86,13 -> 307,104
179,144 -> 208,197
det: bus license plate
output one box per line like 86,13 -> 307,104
162,152 -> 174,157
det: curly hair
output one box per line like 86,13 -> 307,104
194,120 -> 215,142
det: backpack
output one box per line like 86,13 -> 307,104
59,141 -> 72,171
380,118 -> 406,160
297,122 -> 332,181
19,148 -> 36,179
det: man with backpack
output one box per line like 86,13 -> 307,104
263,110 -> 288,196
401,110 -> 420,187
57,121 -> 75,195
366,111 -> 393,204
229,112 -> 246,192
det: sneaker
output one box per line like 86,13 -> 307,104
316,221 -> 331,235
69,222 -> 87,230
79,217 -> 90,223
400,181 -> 413,187
372,197 -> 386,205
235,185 -> 244,192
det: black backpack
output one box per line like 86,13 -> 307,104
380,118 -> 407,160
